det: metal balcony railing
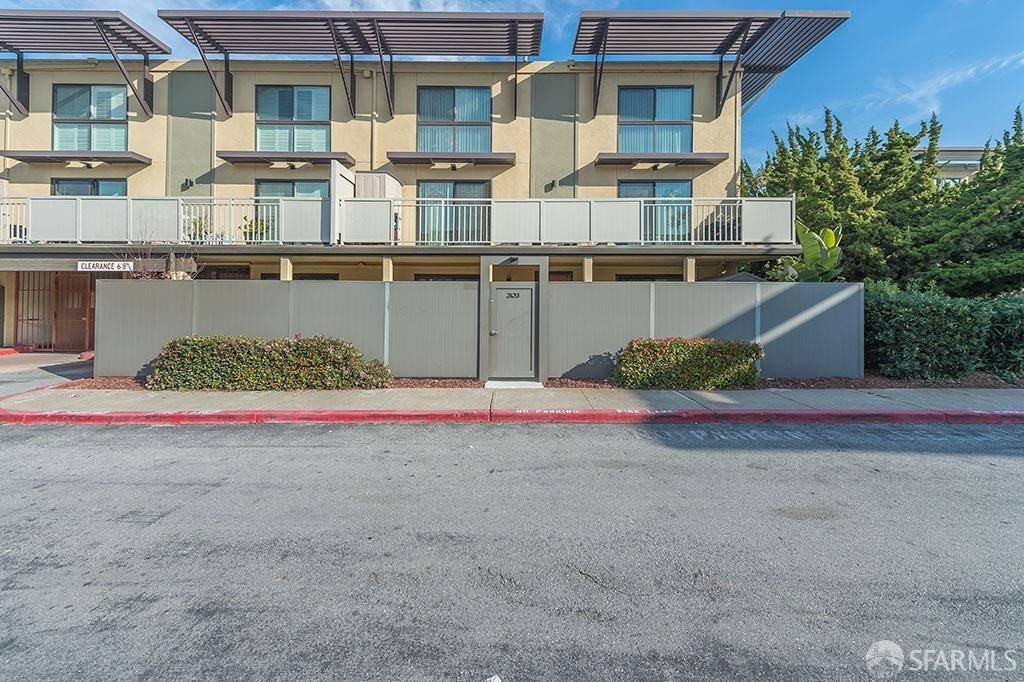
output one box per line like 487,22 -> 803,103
344,197 -> 794,246
0,195 -> 795,247
180,199 -> 281,244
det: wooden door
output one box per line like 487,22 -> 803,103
53,273 -> 92,352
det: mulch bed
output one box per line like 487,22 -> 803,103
389,378 -> 485,388
544,378 -> 616,389
55,373 -> 1021,391
57,376 -> 146,391
56,376 -> 484,390
758,372 -> 1023,390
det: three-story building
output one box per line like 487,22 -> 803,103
0,9 -> 848,352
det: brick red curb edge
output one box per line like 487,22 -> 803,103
2,407 -> 1023,425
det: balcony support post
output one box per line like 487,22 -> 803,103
381,256 -> 393,282
684,257 -> 697,283
582,256 -> 594,283
279,257 -> 293,281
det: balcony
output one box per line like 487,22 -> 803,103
0,196 -> 796,247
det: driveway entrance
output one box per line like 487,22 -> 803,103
14,272 -> 99,352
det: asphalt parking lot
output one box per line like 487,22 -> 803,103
1,423 -> 1022,680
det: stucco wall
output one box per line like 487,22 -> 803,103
1,58 -> 740,200
0,60 -> 170,196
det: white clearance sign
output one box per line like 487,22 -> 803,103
77,261 -> 135,272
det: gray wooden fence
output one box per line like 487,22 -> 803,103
547,282 -> 863,378
94,281 -> 478,378
95,280 -> 863,379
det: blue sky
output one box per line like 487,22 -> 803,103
18,0 -> 1024,163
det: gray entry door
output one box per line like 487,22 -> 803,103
489,283 -> 536,379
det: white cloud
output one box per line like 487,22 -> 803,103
867,50 -> 1024,116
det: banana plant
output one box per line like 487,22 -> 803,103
782,220 -> 843,282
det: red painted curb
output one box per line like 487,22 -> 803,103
260,409 -> 492,424
0,405 -> 1022,426
489,408 -> 719,424
0,348 -> 22,356
0,408 -> 494,426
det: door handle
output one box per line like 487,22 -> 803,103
489,330 -> 498,336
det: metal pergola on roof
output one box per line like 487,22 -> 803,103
158,10 -> 544,118
0,10 -> 170,117
573,10 -> 849,116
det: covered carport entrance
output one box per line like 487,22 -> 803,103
12,272 -> 98,352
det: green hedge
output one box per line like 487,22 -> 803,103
146,335 -> 392,391
863,281 -> 1024,381
984,295 -> 1024,380
612,337 -> 764,390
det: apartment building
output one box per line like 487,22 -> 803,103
913,147 -> 986,186
0,9 -> 848,352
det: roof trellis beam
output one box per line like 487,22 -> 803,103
371,19 -> 395,117
511,20 -> 520,120
571,10 -> 849,114
185,16 -> 232,117
0,10 -> 169,116
93,17 -> 153,117
327,19 -> 357,117
591,19 -> 609,118
0,51 -> 28,116
715,19 -> 751,117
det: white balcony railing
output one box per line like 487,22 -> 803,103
0,198 -> 29,243
347,197 -> 794,246
180,199 -> 281,244
0,196 -> 795,247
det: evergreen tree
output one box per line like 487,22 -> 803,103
907,106 -> 1024,295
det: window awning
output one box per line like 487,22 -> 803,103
594,152 -> 728,167
217,151 -> 356,166
572,10 -> 849,116
0,10 -> 170,117
386,151 -> 516,166
159,11 -> 544,118
1,150 -> 152,165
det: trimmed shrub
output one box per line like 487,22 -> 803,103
146,335 -> 392,391
612,337 -> 764,390
983,295 -> 1024,380
864,281 -> 992,380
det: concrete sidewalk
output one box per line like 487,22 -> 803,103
0,385 -> 1021,424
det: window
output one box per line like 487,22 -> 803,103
51,178 -> 127,196
417,87 -> 491,153
416,180 -> 491,244
418,180 -> 490,200
618,180 -> 692,199
414,274 -> 480,282
197,266 -> 251,280
255,180 -> 329,198
52,85 -> 128,152
261,272 -> 338,281
256,86 -> 330,153
620,181 -> 692,243
618,87 -> 693,154
615,274 -> 683,282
